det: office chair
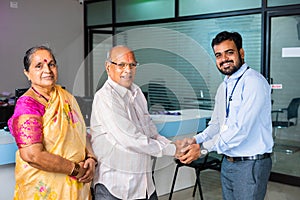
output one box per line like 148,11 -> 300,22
15,88 -> 29,102
74,96 -> 93,127
0,106 -> 15,129
168,152 -> 223,200
0,88 -> 28,129
0,122 -> 7,129
272,98 -> 300,138
148,80 -> 180,113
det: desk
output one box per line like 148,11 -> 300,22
0,129 -> 17,165
151,109 -> 212,138
151,109 -> 212,196
0,109 -> 212,163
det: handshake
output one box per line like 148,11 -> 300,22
173,137 -> 203,164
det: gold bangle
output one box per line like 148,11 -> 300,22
69,162 -> 80,177
86,155 -> 98,166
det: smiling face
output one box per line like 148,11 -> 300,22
213,39 -> 244,76
106,46 -> 137,89
24,49 -> 58,90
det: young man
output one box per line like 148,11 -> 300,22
179,31 -> 273,200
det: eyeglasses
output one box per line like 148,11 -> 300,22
108,60 -> 139,70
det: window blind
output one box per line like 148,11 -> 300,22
93,14 -> 261,112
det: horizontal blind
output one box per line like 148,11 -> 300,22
100,14 -> 261,112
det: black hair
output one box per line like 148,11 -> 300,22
23,46 -> 56,71
211,31 -> 243,50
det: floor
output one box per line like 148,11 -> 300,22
158,170 -> 300,200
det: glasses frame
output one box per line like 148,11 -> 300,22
108,60 -> 139,70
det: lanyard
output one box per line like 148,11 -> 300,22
225,67 -> 249,118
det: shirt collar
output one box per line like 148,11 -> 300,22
107,77 -> 139,97
224,63 -> 249,83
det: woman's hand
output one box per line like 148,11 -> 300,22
77,158 -> 97,183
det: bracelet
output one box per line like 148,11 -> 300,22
86,155 -> 98,166
69,162 -> 80,177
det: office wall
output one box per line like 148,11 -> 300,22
0,0 -> 85,96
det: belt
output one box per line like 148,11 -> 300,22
225,153 -> 271,162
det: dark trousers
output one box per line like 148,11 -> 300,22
94,183 -> 158,200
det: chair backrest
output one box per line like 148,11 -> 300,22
15,88 -> 29,102
148,80 -> 180,112
75,96 -> 93,127
287,98 -> 300,121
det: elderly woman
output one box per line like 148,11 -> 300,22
8,46 -> 96,200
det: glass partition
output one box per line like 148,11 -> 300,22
87,1 -> 112,26
179,0 -> 260,16
270,15 -> 300,178
268,0 -> 300,7
115,0 -> 174,23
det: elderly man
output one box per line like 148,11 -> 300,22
90,45 -> 182,200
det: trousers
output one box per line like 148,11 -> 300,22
221,157 -> 272,200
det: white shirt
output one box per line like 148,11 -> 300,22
195,64 -> 273,157
90,77 -> 176,200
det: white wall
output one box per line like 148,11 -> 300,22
0,0 -> 83,198
0,0 -> 85,96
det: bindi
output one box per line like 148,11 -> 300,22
44,59 -> 48,63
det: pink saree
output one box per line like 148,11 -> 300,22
8,85 -> 91,200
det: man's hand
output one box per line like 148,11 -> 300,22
174,137 -> 196,158
178,143 -> 201,164
180,137 -> 196,153
173,140 -> 186,158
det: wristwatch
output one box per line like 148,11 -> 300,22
201,148 -> 208,155
200,144 -> 208,156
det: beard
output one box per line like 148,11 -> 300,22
218,54 -> 244,76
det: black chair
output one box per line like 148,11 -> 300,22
0,88 -> 28,129
272,98 -> 300,138
75,96 -> 93,127
15,88 -> 29,102
148,80 -> 180,113
0,121 -> 8,129
0,106 -> 15,129
169,152 -> 223,200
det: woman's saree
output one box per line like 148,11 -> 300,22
8,85 -> 91,200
